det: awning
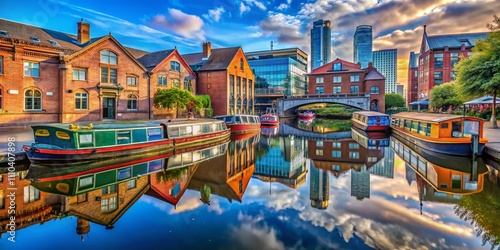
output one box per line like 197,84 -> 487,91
463,95 -> 500,105
409,99 -> 429,105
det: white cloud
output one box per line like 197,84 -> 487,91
150,8 -> 205,40
244,0 -> 267,11
240,2 -> 251,15
277,3 -> 289,10
203,6 -> 225,22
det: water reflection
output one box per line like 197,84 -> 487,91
2,121 -> 500,249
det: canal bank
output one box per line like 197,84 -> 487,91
483,122 -> 500,162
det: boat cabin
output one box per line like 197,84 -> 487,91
214,115 -> 260,125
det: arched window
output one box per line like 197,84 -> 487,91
24,89 -> 42,110
239,58 -> 244,71
100,50 -> 117,65
370,86 -> 379,94
127,94 -> 138,110
75,91 -> 88,110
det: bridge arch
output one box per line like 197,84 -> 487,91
277,94 -> 371,116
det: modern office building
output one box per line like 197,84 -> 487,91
417,25 -> 488,100
373,49 -> 398,94
407,52 -> 420,105
397,84 -> 405,99
370,146 -> 394,179
310,19 -> 332,70
351,166 -> 371,200
353,25 -> 373,68
246,48 -> 308,114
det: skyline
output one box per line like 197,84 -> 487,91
2,0 -> 499,86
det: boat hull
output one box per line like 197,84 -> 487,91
391,128 -> 485,156
226,123 -> 261,134
260,121 -> 279,126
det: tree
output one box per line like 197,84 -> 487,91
154,88 -> 202,118
430,82 -> 465,110
455,17 -> 500,128
385,93 -> 405,108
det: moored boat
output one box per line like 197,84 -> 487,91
214,114 -> 260,134
351,111 -> 390,131
260,108 -> 279,126
23,119 -> 230,164
298,110 -> 315,119
390,112 -> 487,156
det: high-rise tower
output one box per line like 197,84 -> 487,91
310,19 -> 331,70
353,25 -> 373,68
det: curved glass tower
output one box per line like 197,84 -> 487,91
310,19 -> 331,70
353,25 -> 373,68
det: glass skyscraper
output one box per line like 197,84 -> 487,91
246,48 -> 308,113
310,19 -> 331,70
353,25 -> 373,68
373,49 -> 398,94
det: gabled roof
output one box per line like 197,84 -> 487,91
309,58 -> 364,75
125,46 -> 150,59
365,70 -> 385,80
0,18 -> 90,53
426,32 -> 488,50
182,47 -> 241,71
137,49 -> 175,71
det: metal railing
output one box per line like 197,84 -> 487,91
281,93 -> 370,99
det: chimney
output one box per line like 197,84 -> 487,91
423,25 -> 427,34
77,18 -> 90,44
202,42 -> 211,58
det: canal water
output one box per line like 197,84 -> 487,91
1,118 -> 499,250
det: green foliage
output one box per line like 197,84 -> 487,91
205,108 -> 214,118
154,88 -> 202,113
455,30 -> 500,126
298,103 -> 358,116
197,95 -> 211,108
385,107 -> 408,115
155,166 -> 189,183
299,118 -> 352,132
429,82 -> 465,109
385,94 -> 405,108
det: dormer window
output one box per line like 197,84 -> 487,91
30,36 -> 41,43
333,62 -> 342,71
0,30 -> 9,38
48,40 -> 61,47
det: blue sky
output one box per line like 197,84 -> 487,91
1,0 -> 498,84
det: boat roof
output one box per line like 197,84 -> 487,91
353,111 -> 389,116
154,118 -> 224,126
391,112 -> 480,123
214,114 -> 259,117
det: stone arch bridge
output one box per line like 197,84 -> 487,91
276,93 -> 371,117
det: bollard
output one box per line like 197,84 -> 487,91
472,132 -> 479,159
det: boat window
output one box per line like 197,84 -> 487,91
399,119 -> 404,128
418,123 -> 429,136
117,130 -> 131,144
241,116 -> 248,123
56,131 -> 70,140
212,123 -> 218,131
35,129 -> 50,136
79,133 -> 93,147
235,116 -> 241,124
441,123 -> 449,129
225,116 -> 233,123
411,121 -> 419,132
179,126 -> 193,136
192,125 -> 201,135
452,122 -> 462,137
464,121 -> 479,136
147,127 -> 163,141
202,124 -> 211,133
169,127 -> 180,138
404,120 -> 411,130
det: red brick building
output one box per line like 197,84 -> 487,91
407,52 -> 419,105
417,25 -> 488,100
183,42 -> 255,116
308,58 -> 386,113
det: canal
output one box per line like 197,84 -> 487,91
1,118 -> 499,249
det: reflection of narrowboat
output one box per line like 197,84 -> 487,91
23,119 -> 230,164
260,126 -> 278,137
390,112 -> 487,156
390,135 -> 488,195
28,141 -> 229,196
213,115 -> 260,134
351,127 -> 389,149
351,111 -> 390,131
298,110 -> 315,119
261,108 -> 279,126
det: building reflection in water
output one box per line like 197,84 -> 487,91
19,140 -> 231,238
390,135 -> 488,212
307,129 -> 388,206
254,135 -> 307,189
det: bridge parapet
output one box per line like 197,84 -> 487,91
277,93 -> 371,117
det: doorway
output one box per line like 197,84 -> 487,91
103,97 -> 116,119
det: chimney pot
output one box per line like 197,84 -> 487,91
77,19 -> 90,44
202,42 -> 211,58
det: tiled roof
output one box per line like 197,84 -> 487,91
426,32 -> 488,50
125,46 -> 150,59
0,18 -> 91,54
310,58 -> 364,75
182,47 -> 240,71
365,70 -> 385,80
137,49 -> 174,71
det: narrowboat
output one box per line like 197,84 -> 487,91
390,135 -> 488,195
351,111 -> 390,131
390,112 -> 488,156
23,119 -> 230,164
27,141 -> 229,192
298,110 -> 315,119
351,127 -> 389,149
213,114 -> 261,134
260,107 -> 279,126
